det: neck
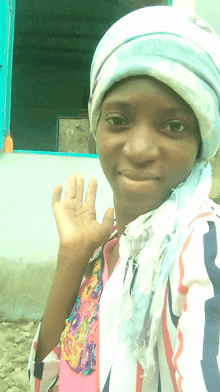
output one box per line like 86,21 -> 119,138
114,202 -> 143,239
113,190 -> 174,238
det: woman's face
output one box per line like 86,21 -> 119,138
96,76 -> 202,216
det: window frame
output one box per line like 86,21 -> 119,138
0,0 -> 16,152
3,0 -> 172,156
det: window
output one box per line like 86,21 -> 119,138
9,0 -> 171,155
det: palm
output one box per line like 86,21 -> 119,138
52,173 -> 114,251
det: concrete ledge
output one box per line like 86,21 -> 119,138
0,258 -> 56,321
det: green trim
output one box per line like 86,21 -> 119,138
0,0 -> 16,149
13,150 -> 98,158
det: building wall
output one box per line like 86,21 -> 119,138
195,0 -> 220,37
0,152 -> 113,320
2,0 -> 220,322
172,0 -> 196,11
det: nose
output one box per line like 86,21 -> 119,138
123,120 -> 160,164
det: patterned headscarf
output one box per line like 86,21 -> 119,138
87,6 -> 220,390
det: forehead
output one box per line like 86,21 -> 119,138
102,75 -> 194,114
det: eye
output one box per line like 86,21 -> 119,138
106,115 -> 128,127
162,121 -> 186,134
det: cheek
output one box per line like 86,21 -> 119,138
165,140 -> 199,182
181,138 -> 199,164
96,137 -> 107,160
96,126 -> 116,158
96,133 -> 112,174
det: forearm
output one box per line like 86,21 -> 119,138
35,244 -> 93,362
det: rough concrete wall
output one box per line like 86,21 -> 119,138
0,258 -> 56,321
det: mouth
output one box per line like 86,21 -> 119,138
118,171 -> 160,181
117,171 -> 161,193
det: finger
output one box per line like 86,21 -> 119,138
65,176 -> 76,199
52,185 -> 63,207
84,177 -> 97,206
75,173 -> 84,201
101,207 -> 115,232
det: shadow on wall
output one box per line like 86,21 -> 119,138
0,258 -> 56,321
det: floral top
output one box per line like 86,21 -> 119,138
28,235 -> 119,392
60,256 -> 102,375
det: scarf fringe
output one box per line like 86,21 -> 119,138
117,160 -> 211,376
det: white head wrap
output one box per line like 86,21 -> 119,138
89,6 -> 220,158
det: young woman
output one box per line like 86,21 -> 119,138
28,6 -> 220,392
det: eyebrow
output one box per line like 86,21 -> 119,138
102,101 -> 194,117
102,101 -> 138,114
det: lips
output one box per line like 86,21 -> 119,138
118,170 -> 160,181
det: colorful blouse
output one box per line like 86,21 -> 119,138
28,202 -> 220,391
28,236 -> 120,392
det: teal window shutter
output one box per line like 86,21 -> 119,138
0,0 -> 15,151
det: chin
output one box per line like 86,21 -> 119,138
121,199 -> 161,217
117,190 -> 172,216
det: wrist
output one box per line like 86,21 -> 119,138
58,241 -> 95,259
56,242 -> 95,273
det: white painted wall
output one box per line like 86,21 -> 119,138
172,0 -> 220,38
0,152 -> 113,320
172,0 -> 196,12
0,152 -> 113,260
195,0 -> 220,36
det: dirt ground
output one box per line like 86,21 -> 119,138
0,320 -> 39,392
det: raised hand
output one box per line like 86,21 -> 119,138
52,173 -> 114,253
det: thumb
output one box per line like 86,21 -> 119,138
102,207 -> 114,227
99,207 -> 114,239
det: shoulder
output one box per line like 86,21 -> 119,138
187,198 -> 220,235
180,198 -> 220,273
